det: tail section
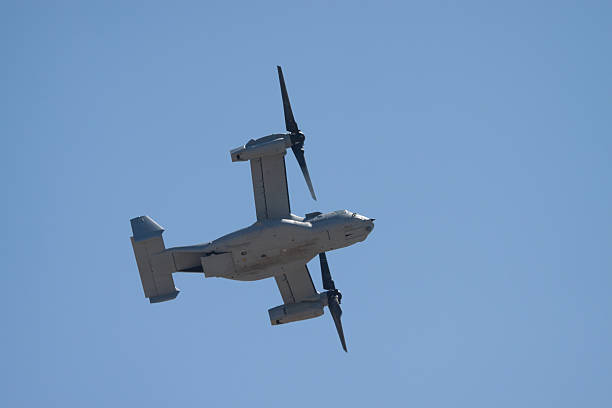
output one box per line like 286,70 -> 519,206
130,216 -> 179,303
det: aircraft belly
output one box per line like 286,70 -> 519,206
201,252 -> 237,278
229,238 -> 319,281
206,220 -> 326,282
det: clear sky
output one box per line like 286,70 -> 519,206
2,1 -> 611,406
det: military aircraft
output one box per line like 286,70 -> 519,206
130,67 -> 374,351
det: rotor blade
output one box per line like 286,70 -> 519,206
319,252 -> 335,291
329,296 -> 347,352
291,144 -> 317,200
277,66 -> 299,133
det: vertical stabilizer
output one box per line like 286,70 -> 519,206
130,216 -> 179,303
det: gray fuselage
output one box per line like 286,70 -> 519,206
166,210 -> 374,281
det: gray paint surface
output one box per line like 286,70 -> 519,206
129,135 -> 374,321
129,69 -> 373,334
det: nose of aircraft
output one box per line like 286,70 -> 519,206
365,218 -> 374,233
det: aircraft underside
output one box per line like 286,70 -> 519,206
129,67 -> 374,351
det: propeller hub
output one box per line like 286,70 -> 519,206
290,131 -> 305,146
327,289 -> 342,304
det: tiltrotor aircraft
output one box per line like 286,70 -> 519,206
130,67 -> 374,351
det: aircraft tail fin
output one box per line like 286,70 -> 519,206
130,216 -> 179,303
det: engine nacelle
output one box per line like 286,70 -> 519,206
230,135 -> 291,162
268,300 -> 324,325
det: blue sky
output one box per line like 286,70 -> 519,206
2,1 -> 611,406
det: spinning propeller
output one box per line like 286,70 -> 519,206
277,66 -> 317,201
279,68 -> 345,350
319,252 -> 347,352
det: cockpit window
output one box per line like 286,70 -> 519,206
310,210 -> 354,221
330,210 -> 352,217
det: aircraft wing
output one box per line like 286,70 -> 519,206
274,262 -> 318,303
249,153 -> 291,220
